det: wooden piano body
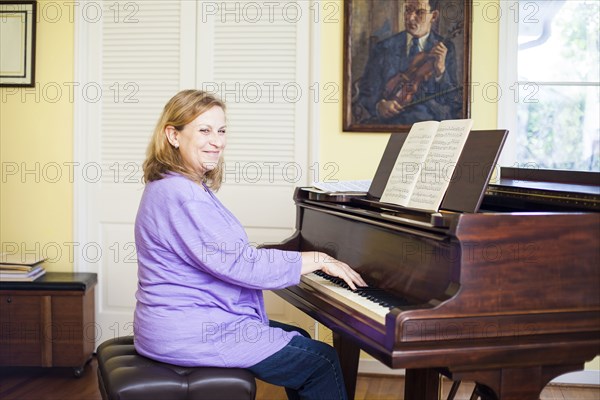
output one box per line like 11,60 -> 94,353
269,168 -> 600,400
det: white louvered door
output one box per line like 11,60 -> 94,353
196,0 -> 314,331
75,1 -> 195,345
75,0 -> 315,346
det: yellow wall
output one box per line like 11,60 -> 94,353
0,1 -> 74,272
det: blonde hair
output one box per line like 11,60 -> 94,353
143,90 -> 226,190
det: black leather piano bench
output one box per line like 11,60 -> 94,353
96,337 -> 256,400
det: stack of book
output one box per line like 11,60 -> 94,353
0,253 -> 47,282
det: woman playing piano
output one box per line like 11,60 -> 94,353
133,89 -> 366,399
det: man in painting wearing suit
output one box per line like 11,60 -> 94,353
354,0 -> 462,126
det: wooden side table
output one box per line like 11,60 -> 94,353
0,272 -> 97,376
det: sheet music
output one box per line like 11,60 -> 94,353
380,121 -> 439,206
379,119 -> 473,212
407,119 -> 473,211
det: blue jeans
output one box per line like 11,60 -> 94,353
247,321 -> 348,400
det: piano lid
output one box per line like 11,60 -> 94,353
492,167 -> 600,194
484,167 -> 600,212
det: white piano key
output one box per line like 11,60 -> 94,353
301,273 -> 388,325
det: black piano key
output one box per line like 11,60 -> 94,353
313,271 -> 412,309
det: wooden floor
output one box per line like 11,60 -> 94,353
1,357 -> 598,400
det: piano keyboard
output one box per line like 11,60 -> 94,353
300,271 -> 412,325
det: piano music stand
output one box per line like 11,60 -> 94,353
367,129 -> 509,213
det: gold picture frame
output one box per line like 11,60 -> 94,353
343,0 -> 472,132
0,1 -> 37,87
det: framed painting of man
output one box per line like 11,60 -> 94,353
344,0 -> 472,132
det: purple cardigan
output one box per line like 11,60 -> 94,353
133,172 -> 302,367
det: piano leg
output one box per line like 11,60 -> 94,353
332,332 -> 360,400
404,368 -> 441,400
330,334 -> 442,400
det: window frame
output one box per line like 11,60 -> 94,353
497,0 -> 599,171
497,1 -> 522,169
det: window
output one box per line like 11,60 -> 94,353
499,0 -> 599,172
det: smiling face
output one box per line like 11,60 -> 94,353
165,106 -> 227,178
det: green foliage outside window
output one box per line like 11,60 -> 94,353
516,0 -> 599,172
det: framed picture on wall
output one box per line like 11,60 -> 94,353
343,0 -> 472,132
0,1 -> 37,87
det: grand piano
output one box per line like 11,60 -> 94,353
268,132 -> 600,400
